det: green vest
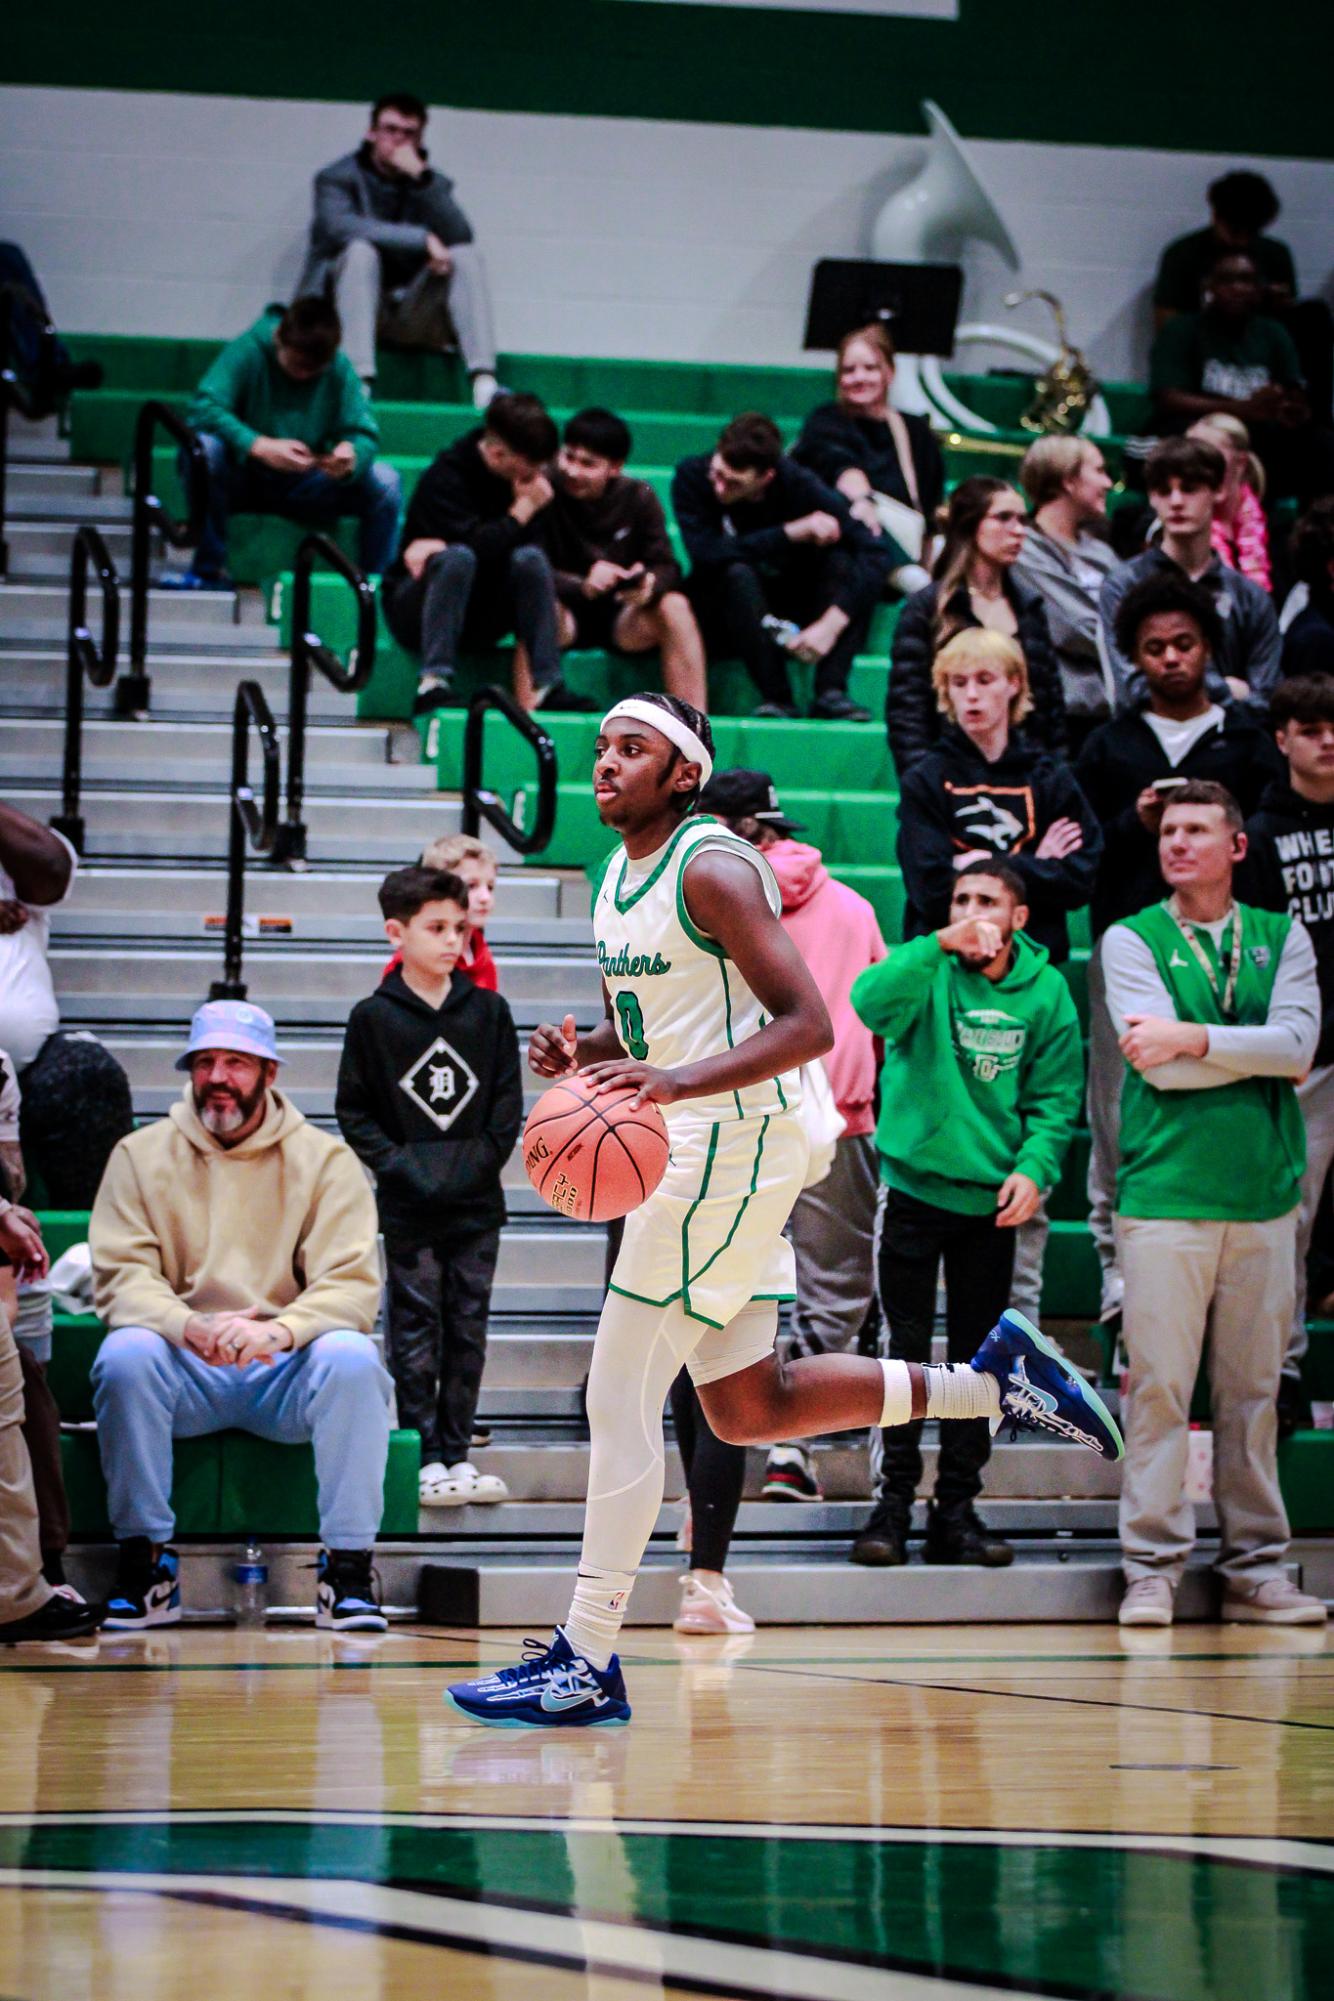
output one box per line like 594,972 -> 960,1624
1116,900 -> 1306,1221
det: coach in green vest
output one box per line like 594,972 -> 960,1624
1103,778 -> 1326,1628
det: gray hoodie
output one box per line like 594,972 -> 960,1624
1012,525 -> 1119,722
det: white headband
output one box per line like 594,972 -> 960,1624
600,699 -> 714,787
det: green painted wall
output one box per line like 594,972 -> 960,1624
7,0 -> 1333,158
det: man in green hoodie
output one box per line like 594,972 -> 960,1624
848,859 -> 1083,1567
177,297 -> 401,587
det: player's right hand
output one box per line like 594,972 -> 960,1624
529,1014 -> 579,1077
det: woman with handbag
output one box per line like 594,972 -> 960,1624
794,322 -> 945,597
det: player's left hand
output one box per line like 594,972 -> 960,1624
578,1058 -> 680,1110
995,1172 -> 1041,1228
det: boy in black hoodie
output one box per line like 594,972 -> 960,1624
336,866 -> 523,1506
1243,676 -> 1334,1423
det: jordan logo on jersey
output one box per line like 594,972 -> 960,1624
398,1037 -> 480,1133
597,943 -> 674,978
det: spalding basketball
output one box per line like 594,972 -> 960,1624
523,1074 -> 670,1222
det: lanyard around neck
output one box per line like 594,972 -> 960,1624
1167,895 -> 1242,1020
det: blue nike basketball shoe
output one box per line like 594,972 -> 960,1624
446,1627 -> 632,1727
971,1310 -> 1124,1460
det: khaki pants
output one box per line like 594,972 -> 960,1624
1117,1210 -> 1294,1586
0,1307 -> 52,1626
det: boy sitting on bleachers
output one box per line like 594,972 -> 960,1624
542,408 -> 706,711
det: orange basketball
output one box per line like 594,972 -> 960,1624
523,1074 -> 670,1222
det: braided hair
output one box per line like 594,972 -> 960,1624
632,692 -> 715,815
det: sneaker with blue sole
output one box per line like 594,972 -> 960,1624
971,1310 -> 1124,1461
446,1627 -> 631,1727
315,1549 -> 388,1632
103,1540 -> 182,1629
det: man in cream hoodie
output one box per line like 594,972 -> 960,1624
90,1001 -> 390,1631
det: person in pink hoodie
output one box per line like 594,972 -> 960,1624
699,768 -> 887,1501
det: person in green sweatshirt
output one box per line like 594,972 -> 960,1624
1103,777 -> 1326,1629
174,297 -> 401,587
848,858 -> 1082,1569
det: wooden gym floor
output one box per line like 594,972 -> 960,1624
0,1623 -> 1329,1999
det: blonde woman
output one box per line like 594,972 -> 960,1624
1187,413 -> 1272,592
897,628 -> 1100,966
794,322 -> 944,595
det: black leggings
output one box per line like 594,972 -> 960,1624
669,1369 -> 746,1573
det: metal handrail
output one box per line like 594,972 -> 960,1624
209,680 -> 282,1000
0,288 -> 60,581
271,531 -> 377,868
120,398 -> 208,716
48,526 -> 121,856
461,685 -> 558,857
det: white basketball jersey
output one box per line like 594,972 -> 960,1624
592,816 -> 801,1124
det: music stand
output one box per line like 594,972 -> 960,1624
803,260 -> 962,358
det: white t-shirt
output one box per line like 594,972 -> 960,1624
1141,705 -> 1225,768
0,1046 -> 20,1142
0,831 -> 78,1069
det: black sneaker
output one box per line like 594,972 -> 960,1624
1277,1373 -> 1313,1439
922,1502 -> 1014,1568
413,676 -> 455,717
849,1499 -> 910,1567
0,1593 -> 107,1645
536,681 -> 597,713
810,691 -> 872,723
471,1421 -> 493,1450
752,701 -> 799,721
316,1549 -> 388,1632
104,1539 -> 182,1628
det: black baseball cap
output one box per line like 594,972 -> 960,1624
697,767 -> 805,835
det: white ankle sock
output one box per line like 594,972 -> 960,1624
924,1364 -> 1001,1422
563,1567 -> 634,1671
879,1359 -> 913,1427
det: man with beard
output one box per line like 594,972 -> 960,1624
89,1002 -> 390,1631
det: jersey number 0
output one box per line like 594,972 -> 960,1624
614,990 -> 649,1060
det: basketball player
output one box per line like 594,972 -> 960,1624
448,694 -> 1122,1726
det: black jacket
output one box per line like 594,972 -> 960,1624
387,429 -> 535,584
1241,778 -> 1334,1065
671,452 -> 893,611
1281,594 -> 1334,680
335,968 -> 523,1242
1075,703 -> 1282,938
887,578 -> 1069,775
792,401 -> 945,521
897,726 -> 1102,964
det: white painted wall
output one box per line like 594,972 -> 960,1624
3,84 -> 1332,384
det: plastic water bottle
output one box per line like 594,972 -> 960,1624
761,613 -> 801,647
233,1540 -> 268,1629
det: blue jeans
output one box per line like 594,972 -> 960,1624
191,431 -> 402,579
91,1326 -> 392,1550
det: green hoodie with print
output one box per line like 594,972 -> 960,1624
850,931 -> 1083,1214
187,311 -> 380,473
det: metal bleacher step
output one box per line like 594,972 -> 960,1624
1,646 -> 340,719
5,516 -> 135,579
2,717 -> 439,792
7,462 -> 95,499
55,867 -> 582,922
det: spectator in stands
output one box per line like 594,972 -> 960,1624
0,803 -> 133,1208
178,298 -> 401,588
673,413 -> 893,722
888,478 -> 1068,775
0,1203 -> 104,1642
382,393 -> 589,717
1013,436 -> 1119,736
1283,497 -> 1334,678
1151,251 -> 1334,506
792,323 -> 944,597
337,868 -> 522,1509
697,767 -> 886,1506
1076,574 -> 1283,1327
848,860 -> 1082,1568
543,408 -> 707,711
1242,678 -> 1334,1433
1187,415 -> 1271,593
90,1001 -> 390,1631
1105,781 -> 1326,1628
1153,171 -> 1297,327
381,833 -> 500,993
1099,438 -> 1281,711
0,1053 -> 75,1598
299,91 -> 499,406
898,629 -> 1100,965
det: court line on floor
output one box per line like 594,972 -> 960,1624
0,1870 -> 1048,2001
737,1661 -> 1334,1733
5,1812 -> 1333,1877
